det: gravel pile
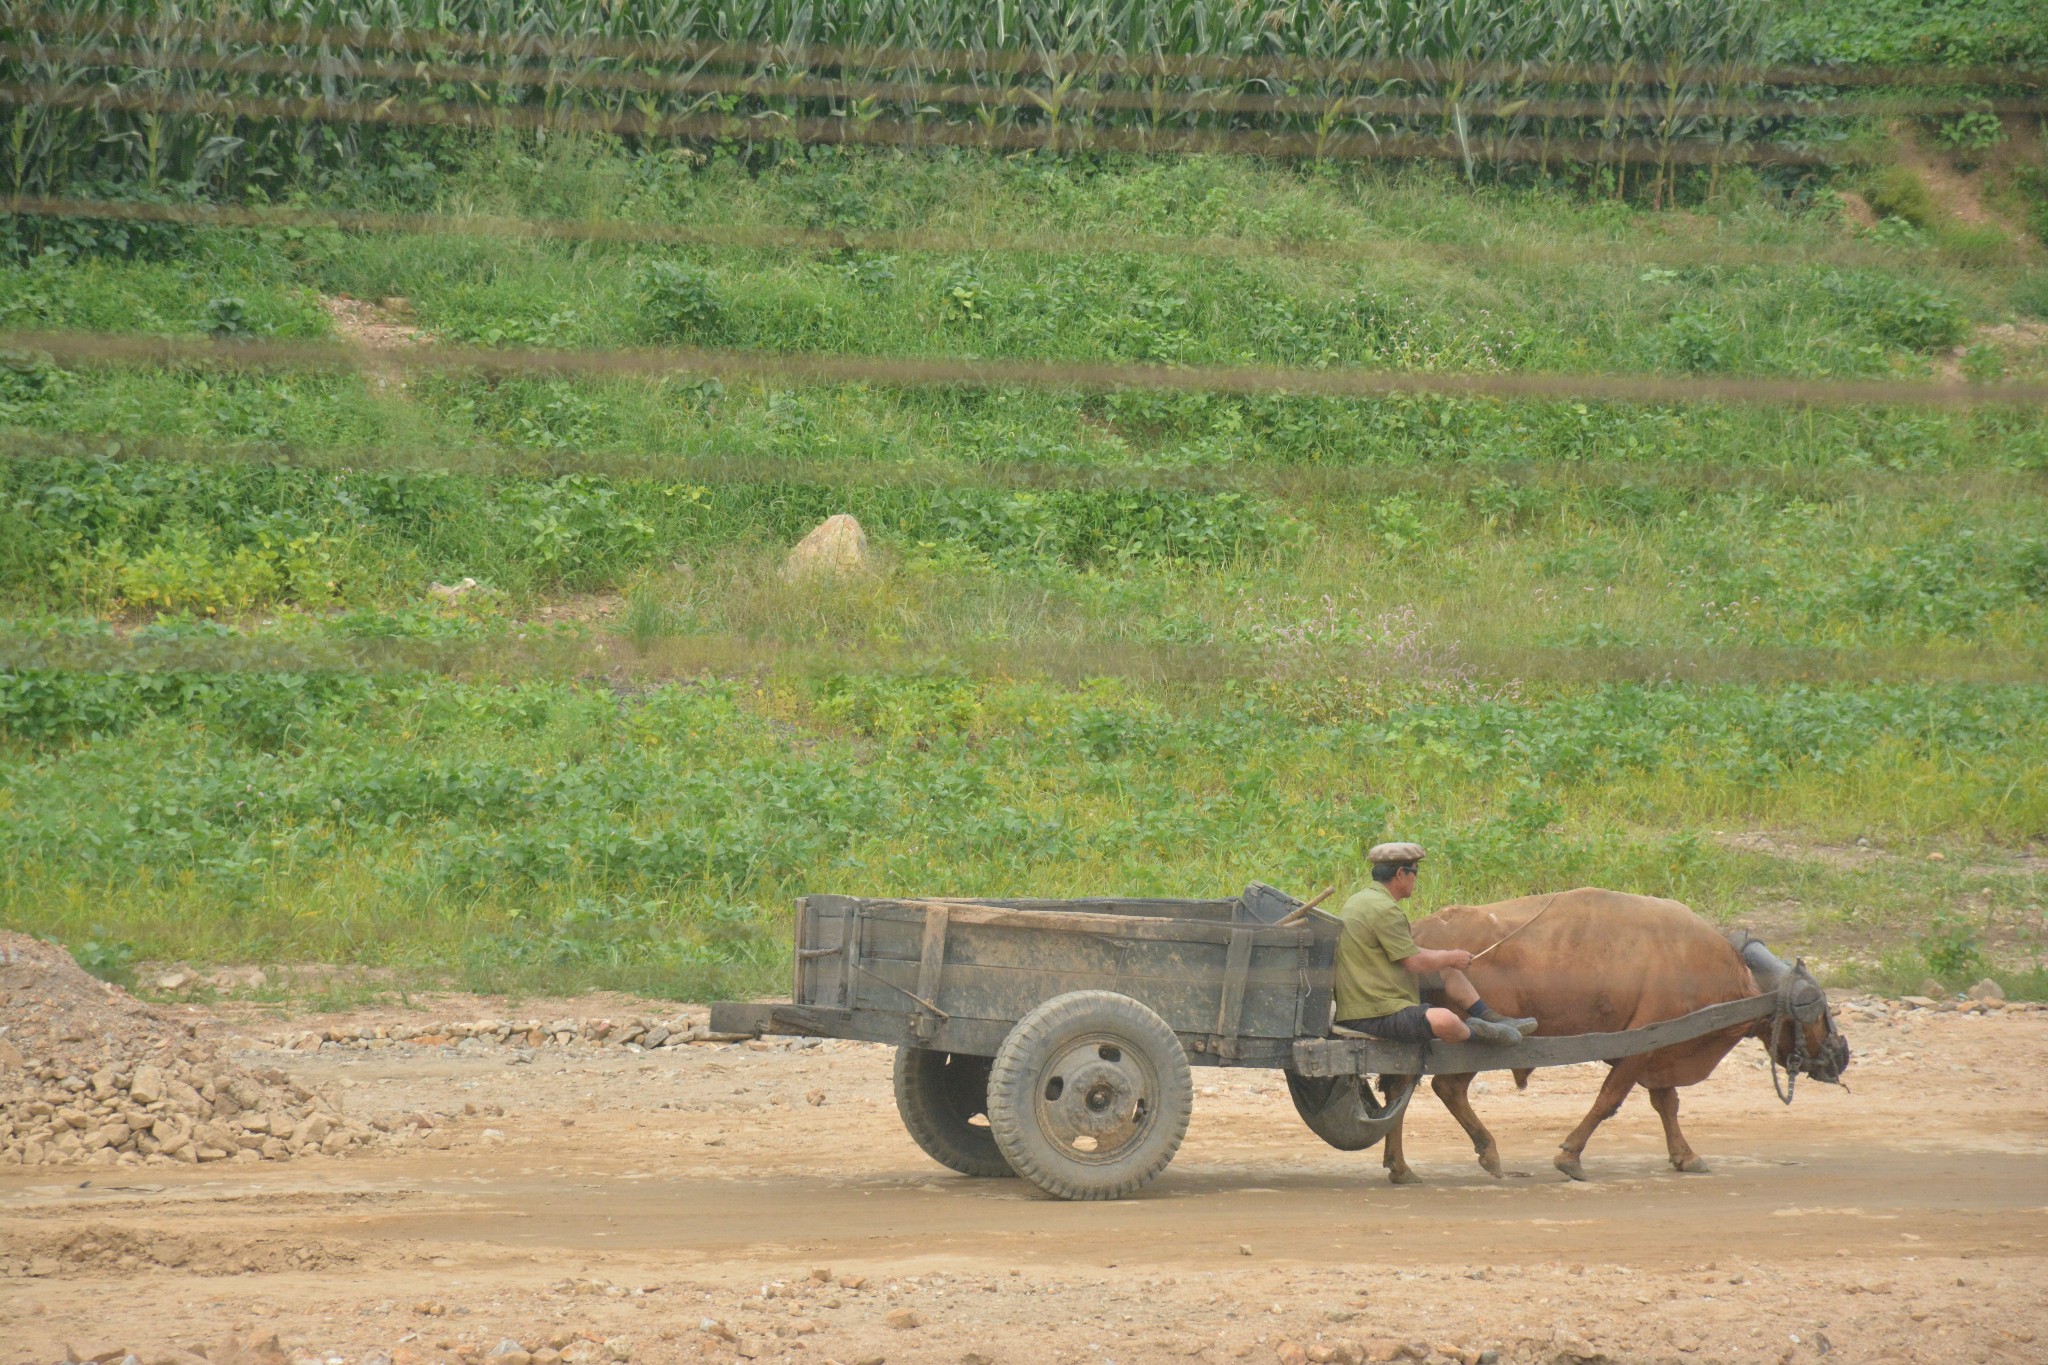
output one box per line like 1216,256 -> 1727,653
0,932 -> 379,1169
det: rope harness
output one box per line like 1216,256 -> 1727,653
1765,959 -> 1845,1105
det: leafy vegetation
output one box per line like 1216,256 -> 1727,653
3,6 -> 2045,1000
1776,0 -> 2048,67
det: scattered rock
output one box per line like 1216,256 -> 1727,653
885,1308 -> 924,1330
155,970 -> 197,991
429,578 -> 479,602
1967,978 -> 2005,1002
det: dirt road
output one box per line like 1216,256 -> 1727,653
4,996 -> 2044,1365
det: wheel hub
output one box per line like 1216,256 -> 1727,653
1035,1040 -> 1157,1156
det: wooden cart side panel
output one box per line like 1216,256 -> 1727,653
1296,909 -> 1340,1037
852,943 -> 1321,1042
794,895 -> 861,1010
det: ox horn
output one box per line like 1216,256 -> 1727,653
1726,928 -> 1793,989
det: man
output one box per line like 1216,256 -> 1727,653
1332,842 -> 1536,1046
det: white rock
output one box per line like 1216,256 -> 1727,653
782,514 -> 871,580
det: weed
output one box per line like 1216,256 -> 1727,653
204,295 -> 256,338
1932,110 -> 2006,169
1938,224 -> 2014,268
1920,908 -> 1986,982
941,268 -> 990,324
1818,272 -> 1967,353
618,572 -> 689,653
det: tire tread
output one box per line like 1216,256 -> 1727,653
986,990 -> 1192,1200
892,1047 -> 1013,1178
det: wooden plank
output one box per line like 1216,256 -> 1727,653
1289,994 -> 1777,1077
715,998 -> 1299,1070
708,1001 -> 783,1035
919,896 -> 1240,921
910,905 -> 951,1040
1211,927 -> 1255,1061
865,901 -> 1301,948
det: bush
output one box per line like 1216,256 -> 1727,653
637,260 -> 725,340
1867,165 -> 1937,228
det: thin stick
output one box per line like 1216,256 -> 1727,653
1274,886 -> 1338,927
1470,890 -> 1566,962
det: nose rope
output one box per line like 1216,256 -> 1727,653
1767,964 -> 1844,1104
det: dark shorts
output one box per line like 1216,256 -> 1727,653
1336,1005 -> 1435,1045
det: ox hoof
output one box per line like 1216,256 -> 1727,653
1554,1152 -> 1587,1182
1673,1155 -> 1711,1174
1386,1167 -> 1421,1186
1479,1149 -> 1503,1179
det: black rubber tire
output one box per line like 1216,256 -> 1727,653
892,1047 -> 1015,1178
1284,1070 -> 1413,1152
986,990 -> 1193,1201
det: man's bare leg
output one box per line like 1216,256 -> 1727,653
1438,968 -> 1482,1010
1424,1006 -> 1472,1042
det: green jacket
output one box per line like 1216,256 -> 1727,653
1333,882 -> 1421,1021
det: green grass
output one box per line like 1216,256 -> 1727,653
4,669 -> 2044,997
4,132 -> 2047,1002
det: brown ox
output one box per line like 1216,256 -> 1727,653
1377,887 -> 1848,1183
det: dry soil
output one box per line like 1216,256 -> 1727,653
3,991 -> 2044,1365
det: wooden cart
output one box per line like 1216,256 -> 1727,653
709,887 -> 1816,1200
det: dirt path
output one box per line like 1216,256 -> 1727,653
4,1001 -> 2044,1365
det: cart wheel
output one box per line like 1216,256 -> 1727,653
892,1047 -> 1015,1178
986,990 -> 1192,1201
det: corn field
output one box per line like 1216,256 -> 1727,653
7,0 -> 1779,206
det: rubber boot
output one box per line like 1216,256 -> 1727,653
1473,1005 -> 1539,1036
1463,1016 -> 1525,1046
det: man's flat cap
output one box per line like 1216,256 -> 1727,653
1367,841 -> 1426,865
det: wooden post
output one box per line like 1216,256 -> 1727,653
911,906 -> 950,1040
